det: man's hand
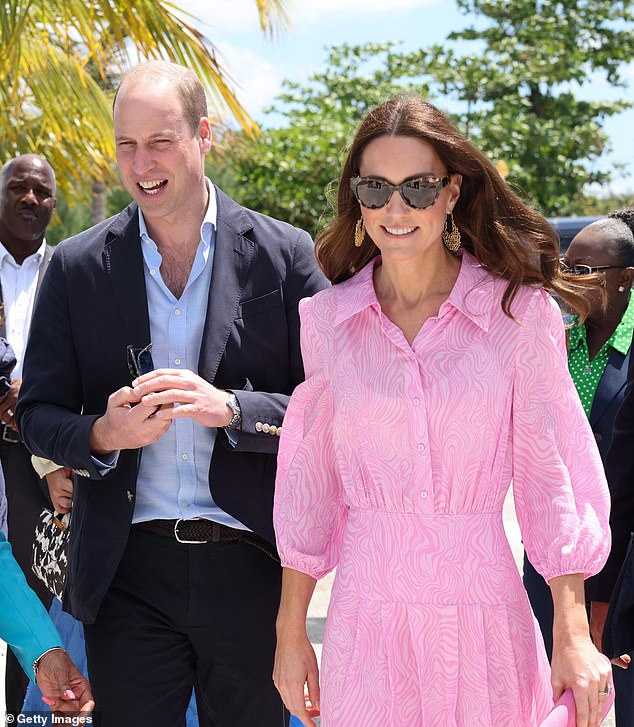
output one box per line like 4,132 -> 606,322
89,385 -> 172,455
589,601 -> 609,651
0,378 -> 20,430
46,467 -> 74,514
36,648 -> 94,719
590,600 -> 632,669
132,369 -> 234,428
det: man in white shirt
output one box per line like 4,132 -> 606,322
0,153 -> 57,716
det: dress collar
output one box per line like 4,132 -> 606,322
334,250 -> 494,332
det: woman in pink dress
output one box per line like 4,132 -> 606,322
272,97 -> 612,727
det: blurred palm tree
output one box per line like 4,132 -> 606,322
0,0 -> 289,220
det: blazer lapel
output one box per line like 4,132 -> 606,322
198,187 -> 255,383
103,204 -> 151,349
34,244 -> 54,297
590,347 -> 629,428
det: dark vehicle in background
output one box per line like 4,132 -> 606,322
548,216 -> 601,252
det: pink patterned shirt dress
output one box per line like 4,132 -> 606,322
273,251 -> 611,727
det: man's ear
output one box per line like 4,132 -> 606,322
199,117 -> 213,153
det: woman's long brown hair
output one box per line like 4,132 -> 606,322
315,96 -> 592,318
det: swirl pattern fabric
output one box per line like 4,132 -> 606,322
273,251 -> 611,726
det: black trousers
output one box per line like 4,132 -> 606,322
523,552 -> 634,726
83,528 -> 289,727
1,440 -> 53,716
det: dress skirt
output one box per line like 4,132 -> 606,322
320,509 -> 553,727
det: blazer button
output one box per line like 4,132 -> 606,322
255,422 -> 263,432
270,425 -> 278,435
276,427 -> 282,436
262,423 -> 271,433
594,432 -> 603,443
127,490 -> 134,503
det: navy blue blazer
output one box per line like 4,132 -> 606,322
589,346 -> 631,461
15,187 -> 329,623
592,340 -> 634,603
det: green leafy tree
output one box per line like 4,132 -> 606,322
565,191 -> 634,216
403,0 -> 634,213
213,2 -> 634,229
209,43 -> 429,235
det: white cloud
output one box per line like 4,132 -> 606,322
178,0 -> 441,34
293,0 -> 440,21
213,42 -> 285,120
176,0 -> 281,35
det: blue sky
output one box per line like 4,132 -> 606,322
178,0 -> 634,195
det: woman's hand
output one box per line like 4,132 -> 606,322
45,467 -> 73,514
551,634 -> 612,727
273,628 -> 320,727
550,574 -> 612,727
274,568 -> 320,726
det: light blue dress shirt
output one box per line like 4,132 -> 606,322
132,185 -> 246,530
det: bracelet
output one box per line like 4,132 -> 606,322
33,646 -> 66,679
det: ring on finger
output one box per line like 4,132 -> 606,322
598,683 -> 613,696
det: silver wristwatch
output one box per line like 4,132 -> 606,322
224,392 -> 242,430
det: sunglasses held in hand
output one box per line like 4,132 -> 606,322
127,343 -> 155,380
127,343 -> 161,417
350,174 -> 450,210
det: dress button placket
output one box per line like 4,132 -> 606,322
414,381 -> 432,511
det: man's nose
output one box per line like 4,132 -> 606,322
21,187 -> 38,205
131,146 -> 154,175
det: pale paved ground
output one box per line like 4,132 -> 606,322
0,488 -> 616,725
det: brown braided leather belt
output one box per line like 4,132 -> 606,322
134,518 -> 279,561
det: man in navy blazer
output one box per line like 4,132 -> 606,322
16,61 -> 328,727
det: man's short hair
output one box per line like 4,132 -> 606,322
115,61 -> 208,135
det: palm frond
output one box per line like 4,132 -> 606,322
0,0 -> 289,199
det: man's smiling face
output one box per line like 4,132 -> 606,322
113,77 -> 211,228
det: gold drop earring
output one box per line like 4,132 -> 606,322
442,212 -> 461,252
354,217 -> 365,248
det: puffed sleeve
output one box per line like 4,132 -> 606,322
274,292 -> 347,579
512,288 -> 610,583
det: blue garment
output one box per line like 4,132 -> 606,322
0,531 -> 60,679
133,187 -> 245,530
21,599 -> 86,714
22,599 -> 200,726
